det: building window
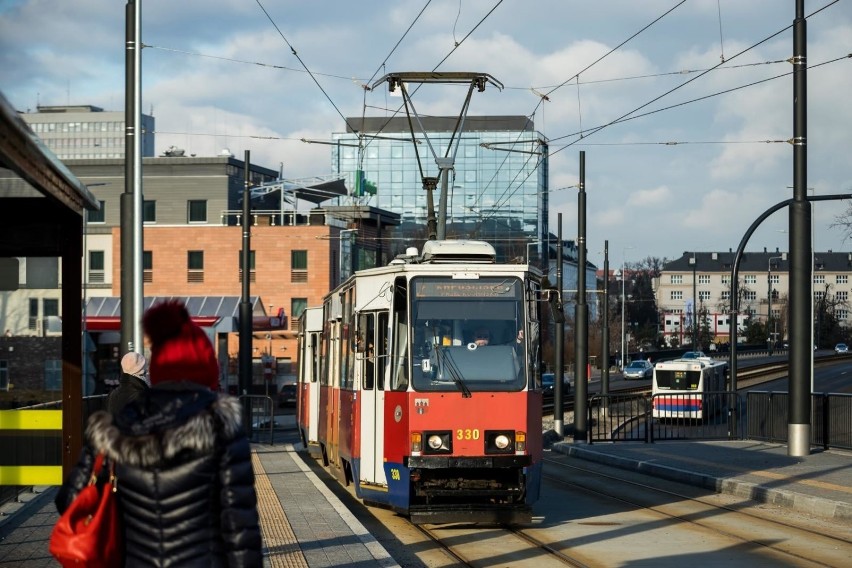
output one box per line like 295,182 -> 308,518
0,361 -> 8,391
837,291 -> 848,302
721,275 -> 730,284
838,309 -> 848,320
770,274 -> 780,284
837,275 -> 848,284
814,274 -> 825,284
45,359 -> 62,391
698,274 -> 710,284
188,200 -> 207,223
143,251 -> 153,283
291,250 -> 307,283
721,291 -> 731,300
744,291 -> 757,301
744,275 -> 757,285
291,298 -> 307,331
670,275 -> 682,284
143,200 -> 156,223
28,298 -> 38,330
239,250 -> 256,283
87,201 -> 105,223
670,290 -> 683,300
188,251 -> 204,282
88,251 -> 105,283
698,290 -> 711,301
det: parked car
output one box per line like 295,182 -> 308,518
277,381 -> 298,407
834,343 -> 849,354
680,351 -> 707,360
541,372 -> 571,397
623,360 -> 653,380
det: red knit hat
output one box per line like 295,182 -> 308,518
142,300 -> 219,390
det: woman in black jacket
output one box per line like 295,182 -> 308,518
107,351 -> 149,415
56,300 -> 261,567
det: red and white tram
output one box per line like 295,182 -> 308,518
297,240 -> 544,524
296,306 -> 323,459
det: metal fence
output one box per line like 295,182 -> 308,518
589,391 -> 743,444
238,394 -> 276,445
747,391 -> 852,450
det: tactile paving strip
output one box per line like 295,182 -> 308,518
252,452 -> 309,568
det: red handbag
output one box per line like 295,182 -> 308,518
49,454 -> 122,568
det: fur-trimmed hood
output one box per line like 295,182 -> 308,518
86,391 -> 243,468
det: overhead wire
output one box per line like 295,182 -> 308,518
548,52 -> 851,152
475,0 -> 688,224
482,0 -> 842,226
477,51 -> 849,232
253,0 -> 359,133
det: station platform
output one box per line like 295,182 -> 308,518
1,433 -> 850,566
0,429 -> 399,567
551,438 -> 852,522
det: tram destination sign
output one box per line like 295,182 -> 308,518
415,279 -> 516,298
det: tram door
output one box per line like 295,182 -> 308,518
358,311 -> 387,485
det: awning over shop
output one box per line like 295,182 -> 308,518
83,296 -> 281,333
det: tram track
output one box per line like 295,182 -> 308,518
415,522 -> 592,567
542,455 -> 852,567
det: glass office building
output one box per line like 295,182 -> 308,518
331,116 -> 549,263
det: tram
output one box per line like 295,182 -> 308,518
296,306 -> 323,459
651,354 -> 729,420
297,239 -> 546,524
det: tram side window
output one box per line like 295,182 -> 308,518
357,313 -> 377,390
310,333 -> 319,383
391,277 -> 409,391
377,312 -> 388,390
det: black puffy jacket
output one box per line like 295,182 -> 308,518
56,383 -> 262,567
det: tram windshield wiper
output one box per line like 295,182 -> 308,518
435,346 -> 472,398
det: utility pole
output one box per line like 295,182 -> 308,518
788,0 -> 810,457
554,214 -> 564,437
120,0 -> 143,356
601,240 -> 610,395
574,152 -> 588,443
240,150 -> 253,434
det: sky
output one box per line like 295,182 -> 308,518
2,0 -> 851,268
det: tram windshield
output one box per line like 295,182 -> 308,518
410,276 -> 526,393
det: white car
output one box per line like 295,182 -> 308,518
623,360 -> 653,380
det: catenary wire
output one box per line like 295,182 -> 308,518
253,0 -> 359,133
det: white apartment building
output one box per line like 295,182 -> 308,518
654,249 -> 852,347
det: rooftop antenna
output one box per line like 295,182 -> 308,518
370,72 -> 502,240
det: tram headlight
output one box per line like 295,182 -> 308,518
485,430 -> 515,454
422,431 -> 451,454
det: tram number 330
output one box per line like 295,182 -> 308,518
456,429 -> 480,440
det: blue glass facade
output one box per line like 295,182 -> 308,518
331,116 -> 548,263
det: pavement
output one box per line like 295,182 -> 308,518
1,424 -> 850,566
551,439 -> 852,522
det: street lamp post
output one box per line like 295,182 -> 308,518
768,254 -> 786,355
689,254 -> 697,348
619,246 -> 634,370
